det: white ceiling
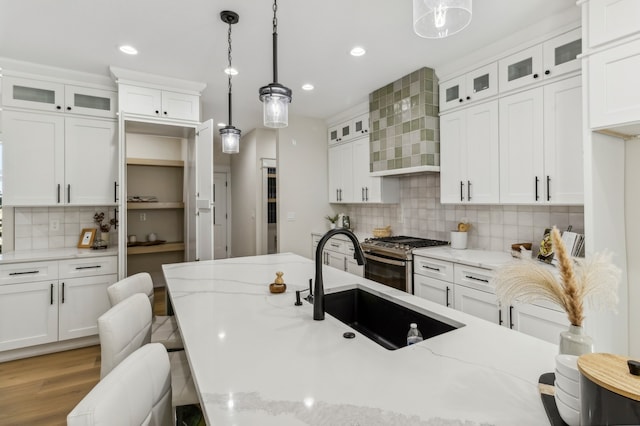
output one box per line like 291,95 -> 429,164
0,0 -> 579,138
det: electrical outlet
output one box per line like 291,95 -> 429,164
140,213 -> 146,222
50,219 -> 60,231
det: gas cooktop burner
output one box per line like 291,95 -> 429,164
363,235 -> 450,249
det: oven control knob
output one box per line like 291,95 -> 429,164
404,245 -> 410,250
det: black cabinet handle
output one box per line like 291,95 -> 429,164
467,180 -> 472,201
57,184 -> 61,203
544,70 -> 550,75
50,283 -> 54,305
9,270 -> 39,276
499,309 -> 503,325
365,187 -> 369,201
546,175 -> 551,201
75,265 -> 101,270
67,184 -> 71,203
460,181 -> 464,202
509,306 -> 514,329
446,286 -> 450,307
61,282 -> 65,303
114,181 -> 118,203
533,73 -> 539,79
361,187 -> 365,202
535,176 -> 540,201
113,207 -> 118,230
465,275 -> 489,283
421,265 -> 441,272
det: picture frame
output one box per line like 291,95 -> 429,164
78,228 -> 96,248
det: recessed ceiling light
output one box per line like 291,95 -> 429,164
119,45 -> 138,55
217,122 -> 227,127
350,46 -> 366,57
224,67 -> 238,76
302,84 -> 314,91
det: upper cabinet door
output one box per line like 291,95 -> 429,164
465,62 -> 498,104
2,110 -> 65,206
161,90 -> 200,121
439,75 -> 466,112
64,85 -> 117,118
588,0 -> 640,48
352,113 -> 370,137
2,76 -> 65,112
542,28 -> 582,78
328,125 -> 340,145
499,45 -> 544,92
119,84 -> 162,116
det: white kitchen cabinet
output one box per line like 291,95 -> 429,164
119,84 -> 200,121
328,114 -> 369,145
0,281 -> 59,352
2,76 -> 117,118
454,284 -> 503,325
329,136 -> 399,204
499,28 -> 581,92
510,301 -> 568,345
440,100 -> 499,204
439,62 -> 498,112
499,76 -> 583,204
311,233 -> 363,277
589,37 -> 640,130
587,0 -> 640,48
2,110 -> 118,206
351,113 -> 370,138
0,256 -> 116,353
413,255 -> 454,306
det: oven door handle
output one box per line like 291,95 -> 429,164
364,253 -> 406,267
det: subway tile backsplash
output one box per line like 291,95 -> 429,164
344,174 -> 584,254
12,206 -> 117,251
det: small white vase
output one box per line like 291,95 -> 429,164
329,223 -> 336,230
100,231 -> 110,244
559,324 -> 594,356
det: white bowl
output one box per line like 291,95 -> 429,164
555,354 -> 580,381
555,373 -> 579,396
556,384 -> 581,411
556,396 -> 580,426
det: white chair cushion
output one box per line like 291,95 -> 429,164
169,350 -> 199,407
98,293 -> 152,379
152,315 -> 183,350
67,343 -> 172,426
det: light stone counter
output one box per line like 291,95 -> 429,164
412,246 -> 516,270
163,253 -> 557,426
0,246 -> 118,264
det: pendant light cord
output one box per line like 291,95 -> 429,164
227,20 -> 233,126
272,0 -> 279,84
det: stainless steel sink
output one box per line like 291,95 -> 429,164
324,287 -> 462,350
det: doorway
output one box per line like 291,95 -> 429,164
214,171 -> 230,259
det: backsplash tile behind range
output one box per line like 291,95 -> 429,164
369,67 -> 439,172
344,174 -> 584,253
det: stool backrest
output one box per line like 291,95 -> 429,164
67,343 -> 172,426
98,292 -> 152,379
107,272 -> 155,308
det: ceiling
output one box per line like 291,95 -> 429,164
0,0 -> 579,140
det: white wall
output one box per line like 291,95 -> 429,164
230,128 -> 275,257
625,140 -> 640,357
277,115 -> 331,258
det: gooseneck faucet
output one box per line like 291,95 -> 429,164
314,228 -> 366,320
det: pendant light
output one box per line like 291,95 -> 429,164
259,0 -> 292,128
220,11 -> 241,154
413,0 -> 472,39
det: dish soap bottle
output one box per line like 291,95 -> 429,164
407,323 -> 423,346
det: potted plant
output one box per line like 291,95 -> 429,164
93,212 -> 117,244
325,213 -> 339,229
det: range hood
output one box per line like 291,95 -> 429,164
368,67 -> 440,176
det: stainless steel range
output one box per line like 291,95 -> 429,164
360,236 -> 449,294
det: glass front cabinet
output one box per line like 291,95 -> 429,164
439,62 -> 498,112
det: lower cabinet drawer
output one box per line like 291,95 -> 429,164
414,256 -> 454,281
59,256 -> 117,279
0,261 -> 59,286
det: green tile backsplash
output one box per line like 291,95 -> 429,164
369,67 -> 439,172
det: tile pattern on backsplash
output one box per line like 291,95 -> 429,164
13,206 -> 118,251
369,67 -> 440,172
344,174 -> 584,254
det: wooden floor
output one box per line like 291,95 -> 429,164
0,287 -> 167,425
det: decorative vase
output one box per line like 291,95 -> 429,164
100,231 -> 110,244
559,324 -> 594,356
329,223 -> 336,230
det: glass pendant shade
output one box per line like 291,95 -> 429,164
413,0 -> 472,39
220,126 -> 240,154
260,84 -> 291,128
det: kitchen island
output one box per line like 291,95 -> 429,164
162,253 -> 557,425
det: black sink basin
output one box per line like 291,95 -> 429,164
324,287 -> 461,350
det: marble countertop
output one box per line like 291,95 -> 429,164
413,246 -> 516,269
163,253 -> 557,426
0,247 -> 118,264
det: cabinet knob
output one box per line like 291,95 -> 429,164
56,105 -> 62,110
67,106 -> 72,111
155,110 -> 159,114
466,96 -> 471,100
163,111 -> 168,115
459,98 -> 464,103
544,70 -> 550,75
533,73 -> 539,79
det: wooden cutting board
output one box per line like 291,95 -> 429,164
578,353 -> 640,401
